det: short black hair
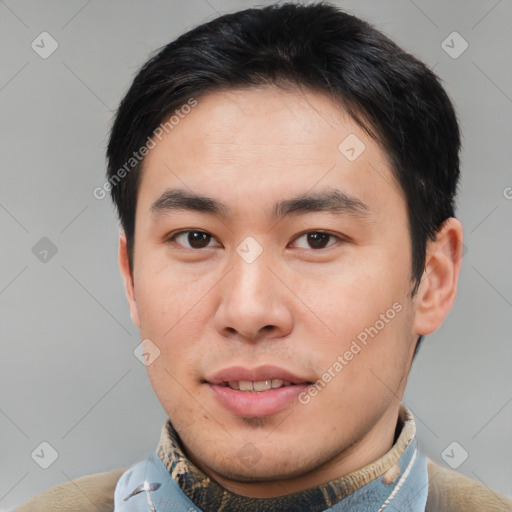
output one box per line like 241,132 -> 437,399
106,1 -> 461,358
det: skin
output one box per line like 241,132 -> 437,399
118,86 -> 463,497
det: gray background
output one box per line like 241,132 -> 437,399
1,0 -> 511,509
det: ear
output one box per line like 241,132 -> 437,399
413,217 -> 464,336
118,231 -> 141,329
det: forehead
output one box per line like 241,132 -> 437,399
138,86 -> 404,218
155,86 -> 371,159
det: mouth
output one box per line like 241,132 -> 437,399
219,379 -> 298,391
205,366 -> 313,417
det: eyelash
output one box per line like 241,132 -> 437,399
166,229 -> 344,251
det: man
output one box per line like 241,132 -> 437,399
14,2 -> 512,511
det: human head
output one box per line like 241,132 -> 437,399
106,2 -> 461,358
107,2 -> 463,495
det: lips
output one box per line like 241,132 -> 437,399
205,365 -> 312,417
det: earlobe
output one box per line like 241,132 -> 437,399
413,218 -> 464,336
118,231 -> 141,329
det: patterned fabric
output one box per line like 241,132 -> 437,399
114,403 -> 429,511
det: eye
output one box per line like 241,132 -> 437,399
167,230 -> 221,250
292,231 -> 341,250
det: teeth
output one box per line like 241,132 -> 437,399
239,380 -> 254,391
226,379 -> 293,391
253,380 -> 272,391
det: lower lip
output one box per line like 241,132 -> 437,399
209,383 -> 309,417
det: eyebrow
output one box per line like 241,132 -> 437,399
150,187 -> 370,220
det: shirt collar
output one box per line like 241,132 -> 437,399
155,403 -> 417,512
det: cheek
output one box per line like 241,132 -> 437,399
290,257 -> 410,382
134,257 -> 211,335
292,255 -> 401,332
144,329 -> 204,415
146,362 -> 199,433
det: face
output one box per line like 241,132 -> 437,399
120,86 -> 429,496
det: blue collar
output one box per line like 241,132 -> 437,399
113,435 -> 428,511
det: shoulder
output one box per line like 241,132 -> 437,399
12,466 -> 128,512
12,459 -> 512,511
426,458 -> 512,511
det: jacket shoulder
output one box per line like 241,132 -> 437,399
12,466 -> 128,512
426,458 -> 512,511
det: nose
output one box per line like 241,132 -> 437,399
214,251 -> 293,343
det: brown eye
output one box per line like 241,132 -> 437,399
293,231 -> 339,250
170,230 -> 218,249
307,232 -> 330,249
